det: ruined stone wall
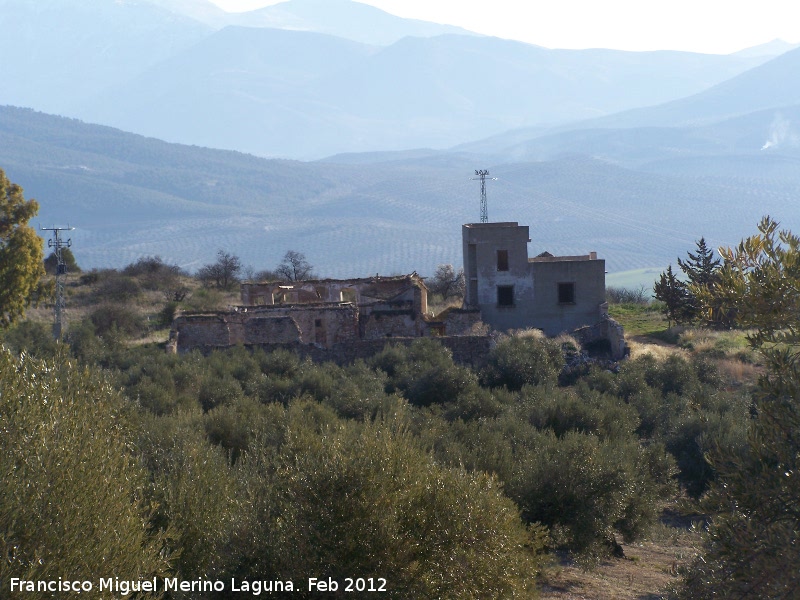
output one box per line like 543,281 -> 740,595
438,308 -> 483,336
571,317 -> 628,360
241,304 -> 359,346
173,313 -> 301,353
242,316 -> 301,345
173,314 -> 231,352
241,275 -> 427,310
172,335 -> 493,370
361,310 -> 423,339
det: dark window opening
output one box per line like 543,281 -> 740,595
497,285 -> 514,307
315,319 -> 322,327
558,282 -> 575,304
497,249 -> 509,271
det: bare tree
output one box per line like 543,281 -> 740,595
197,249 -> 242,289
428,264 -> 465,300
275,250 -> 315,281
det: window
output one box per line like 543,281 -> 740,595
497,285 -> 514,307
558,282 -> 575,304
497,249 -> 509,271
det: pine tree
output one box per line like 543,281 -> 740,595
678,237 -> 732,327
653,265 -> 692,327
677,237 -> 721,288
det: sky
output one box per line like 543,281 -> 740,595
207,0 -> 800,54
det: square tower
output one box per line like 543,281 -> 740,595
462,222 -> 536,331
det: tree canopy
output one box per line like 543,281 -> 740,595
276,250 -> 315,281
680,216 -> 800,598
0,168 -> 44,328
427,264 -> 465,300
654,237 -> 726,328
196,249 -> 242,290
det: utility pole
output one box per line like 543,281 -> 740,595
471,169 -> 496,223
41,226 -> 74,340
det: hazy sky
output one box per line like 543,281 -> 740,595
207,0 -> 800,54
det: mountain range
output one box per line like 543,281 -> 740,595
2,0 -> 800,284
0,0 -> 782,159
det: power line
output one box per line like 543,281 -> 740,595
471,169 -> 496,223
41,225 -> 74,340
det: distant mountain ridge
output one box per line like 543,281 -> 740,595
145,0 -> 478,43
73,29 -> 775,159
447,46 -> 800,167
4,0 -> 800,285
733,38 -> 800,58
3,105 -> 800,283
559,46 -> 800,131
224,0 -> 479,45
0,0 -> 777,159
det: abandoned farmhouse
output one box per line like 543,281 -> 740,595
170,221 -> 626,361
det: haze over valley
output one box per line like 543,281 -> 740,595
2,0 -> 799,281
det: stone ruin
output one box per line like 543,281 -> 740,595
169,223 -> 628,361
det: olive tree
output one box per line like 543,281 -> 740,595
0,350 -> 169,597
680,217 -> 800,598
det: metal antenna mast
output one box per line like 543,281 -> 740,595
471,169 -> 496,223
41,225 -> 74,340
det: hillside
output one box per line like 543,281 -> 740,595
75,33 -> 773,159
223,0 -> 477,45
453,105 -> 800,169
569,45 -> 800,130
0,0 -> 211,113
4,106 -> 799,280
0,0 -> 773,159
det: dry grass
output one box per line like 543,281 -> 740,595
627,340 -> 688,361
510,327 -> 547,339
427,295 -> 463,317
539,525 -> 702,600
716,358 -> 762,387
540,546 -> 675,600
23,271 -> 240,346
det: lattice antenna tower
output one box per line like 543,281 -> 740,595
41,225 -> 74,340
471,169 -> 496,223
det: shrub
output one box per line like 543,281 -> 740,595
0,350 -> 169,592
139,413 -> 243,585
606,285 -> 649,304
43,247 -> 80,275
508,431 -> 675,561
197,374 -> 244,412
89,303 -> 146,337
369,340 -> 479,407
0,320 -> 59,358
78,270 -> 100,285
158,301 -> 180,327
432,407 -> 675,561
482,334 -> 565,390
236,403 -> 544,598
95,272 -> 142,302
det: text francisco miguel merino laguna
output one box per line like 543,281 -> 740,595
9,576 -> 388,594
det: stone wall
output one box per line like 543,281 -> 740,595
571,317 -> 628,360
253,304 -> 359,346
172,313 -> 301,353
361,310 -> 423,339
170,334 -> 493,369
241,274 -> 427,314
172,304 -> 360,353
436,307 -> 483,336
